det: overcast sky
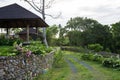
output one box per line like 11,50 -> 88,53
0,0 -> 120,26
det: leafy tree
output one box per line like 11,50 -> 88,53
65,17 -> 112,51
57,24 -> 69,46
67,30 -> 82,46
90,24 -> 112,50
111,22 -> 120,53
65,17 -> 101,46
46,25 -> 58,46
65,17 -> 99,31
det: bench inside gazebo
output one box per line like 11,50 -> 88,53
0,3 -> 48,42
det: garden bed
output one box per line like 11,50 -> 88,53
0,46 -> 16,56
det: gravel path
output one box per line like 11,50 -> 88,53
64,58 -> 77,80
65,59 -> 77,73
70,56 -> 94,71
65,55 -> 105,80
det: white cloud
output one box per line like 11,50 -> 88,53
48,0 -> 120,26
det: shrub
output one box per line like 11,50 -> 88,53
0,37 -> 22,46
53,49 -> 64,68
61,46 -> 86,53
81,51 -> 120,70
113,60 -> 120,70
92,54 -> 104,63
81,53 -> 94,60
88,44 -> 103,52
24,41 -> 52,55
102,57 -> 116,68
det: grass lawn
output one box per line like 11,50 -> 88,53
35,51 -> 120,80
34,58 -> 70,80
0,46 -> 16,56
86,61 -> 120,80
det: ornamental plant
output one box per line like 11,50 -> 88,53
92,54 -> 103,63
13,41 -> 52,57
23,41 -> 52,56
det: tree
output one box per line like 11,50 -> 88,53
57,24 -> 69,46
46,25 -> 58,46
23,0 -> 61,47
65,17 -> 99,31
65,17 -> 112,50
111,21 -> 120,53
89,24 -> 112,50
67,30 -> 82,46
65,17 -> 101,46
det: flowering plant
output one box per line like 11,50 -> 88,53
26,50 -> 32,57
13,41 -> 52,56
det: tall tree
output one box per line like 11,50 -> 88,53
23,0 -> 61,47
46,25 -> 58,45
111,21 -> 120,53
65,17 -> 99,31
65,17 -> 112,50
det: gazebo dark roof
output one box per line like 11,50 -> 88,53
0,3 -> 48,28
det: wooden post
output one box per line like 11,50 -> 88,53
36,27 -> 38,36
27,25 -> 29,42
6,28 -> 9,38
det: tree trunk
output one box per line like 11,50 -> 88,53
42,0 -> 48,48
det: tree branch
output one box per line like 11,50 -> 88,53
32,0 -> 42,11
24,0 -> 42,13
45,0 -> 55,9
23,0 -> 61,19
45,12 -> 61,19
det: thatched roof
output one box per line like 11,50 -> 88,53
0,3 -> 48,28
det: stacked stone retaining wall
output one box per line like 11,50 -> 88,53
0,51 -> 54,80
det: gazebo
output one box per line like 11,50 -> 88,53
19,28 -> 43,41
0,3 -> 48,42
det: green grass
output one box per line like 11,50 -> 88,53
67,57 -> 94,80
35,51 -> 120,80
70,51 -> 120,80
0,46 -> 16,56
34,58 -> 70,80
85,61 -> 120,80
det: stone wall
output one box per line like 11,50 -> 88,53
0,51 -> 54,80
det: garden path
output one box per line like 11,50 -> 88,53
65,58 -> 77,80
64,53 -> 106,80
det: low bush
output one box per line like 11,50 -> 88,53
53,49 -> 64,68
102,58 -> 115,68
113,60 -> 120,70
81,53 -> 120,70
81,53 -> 103,63
88,44 -> 103,52
0,37 -> 22,46
103,58 -> 120,70
61,46 -> 87,53
0,46 -> 18,56
23,41 -> 53,56
92,54 -> 104,63
81,53 -> 94,61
